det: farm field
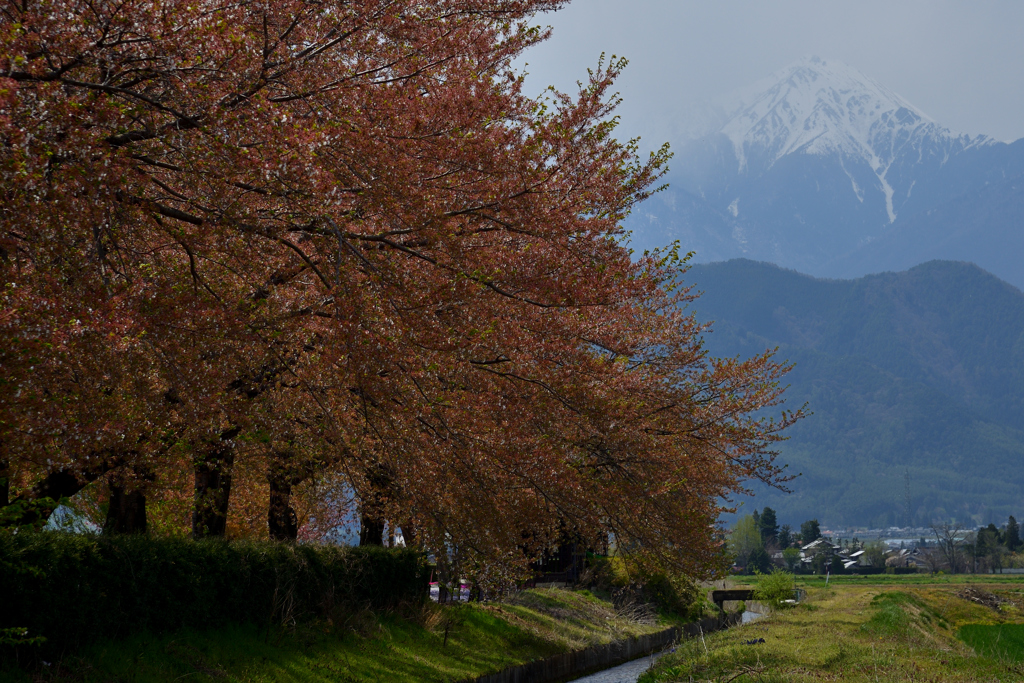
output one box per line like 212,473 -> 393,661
642,577 -> 1024,682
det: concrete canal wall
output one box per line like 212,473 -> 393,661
459,613 -> 742,683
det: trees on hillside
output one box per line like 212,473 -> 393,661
0,0 -> 798,581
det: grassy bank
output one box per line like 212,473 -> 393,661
641,578 -> 1024,682
2,588 -> 672,683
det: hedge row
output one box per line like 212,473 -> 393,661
1,531 -> 428,658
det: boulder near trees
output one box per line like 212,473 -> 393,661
1,0 -> 799,580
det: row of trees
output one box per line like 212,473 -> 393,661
734,512 -> 1024,576
0,0 -> 799,584
922,517 -> 1022,574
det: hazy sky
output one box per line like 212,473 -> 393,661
518,1 -> 1024,152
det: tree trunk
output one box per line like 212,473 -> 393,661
267,449 -> 300,541
2,454 -> 121,527
359,512 -> 385,546
437,561 -> 450,603
192,431 -> 238,539
402,521 -> 417,548
104,484 -> 148,534
358,463 -> 394,547
0,457 -> 9,509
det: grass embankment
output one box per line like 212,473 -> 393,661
2,588 -> 669,683
642,578 -> 1024,682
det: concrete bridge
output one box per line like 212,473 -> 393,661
709,588 -> 804,611
709,589 -> 756,611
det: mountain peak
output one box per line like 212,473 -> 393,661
724,57 -> 937,172
716,57 -> 994,223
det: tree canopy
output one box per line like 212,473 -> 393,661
730,514 -> 763,567
800,520 -> 821,545
758,506 -> 778,543
0,0 -> 798,582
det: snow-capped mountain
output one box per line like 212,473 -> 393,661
628,57 -> 1024,289
724,58 -> 963,161
722,57 -> 991,223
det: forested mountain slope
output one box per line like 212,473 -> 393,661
688,259 -> 1024,527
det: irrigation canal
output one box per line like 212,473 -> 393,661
566,650 -> 666,683
567,609 -> 766,682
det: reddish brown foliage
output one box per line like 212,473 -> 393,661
1,0 -> 799,579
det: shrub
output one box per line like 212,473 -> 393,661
0,531 -> 427,660
583,555 -> 631,589
584,556 -> 701,618
752,568 -> 796,609
638,571 -> 700,617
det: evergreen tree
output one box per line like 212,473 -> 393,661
800,519 -> 821,544
778,524 -> 792,549
1007,516 -> 1020,552
978,525 -> 1007,572
759,507 -> 779,543
747,546 -> 773,575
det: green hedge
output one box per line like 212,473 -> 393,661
0,531 -> 427,659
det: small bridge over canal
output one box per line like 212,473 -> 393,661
709,589 -> 756,611
709,588 -> 804,611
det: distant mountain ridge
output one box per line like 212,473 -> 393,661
688,259 -> 1024,527
629,57 -> 1024,290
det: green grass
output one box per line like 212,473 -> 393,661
641,579 -> 1024,682
38,609 -> 549,683
959,624 -> 1024,663
1,589 -> 670,683
794,572 -> 1024,586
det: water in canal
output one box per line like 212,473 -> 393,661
568,651 -> 666,683
569,610 -> 767,682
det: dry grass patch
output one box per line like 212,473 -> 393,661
497,588 -> 667,650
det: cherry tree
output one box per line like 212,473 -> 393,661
1,0 -> 798,578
